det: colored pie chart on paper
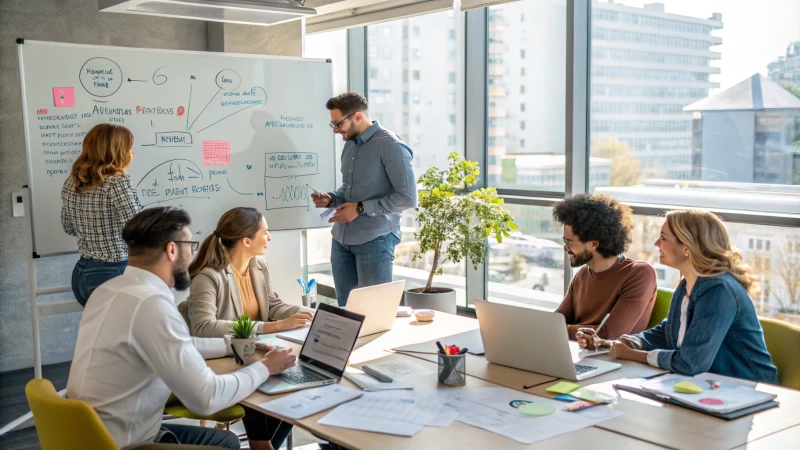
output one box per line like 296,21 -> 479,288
698,398 -> 724,406
518,403 -> 557,417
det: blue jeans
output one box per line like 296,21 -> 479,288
157,423 -> 240,449
71,257 -> 127,307
331,233 -> 399,307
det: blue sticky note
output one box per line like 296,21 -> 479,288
554,394 -> 578,402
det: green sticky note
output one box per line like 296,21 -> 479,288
569,388 -> 597,401
546,381 -> 581,395
674,381 -> 704,394
518,402 -> 556,417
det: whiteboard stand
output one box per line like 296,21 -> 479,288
22,187 -> 81,379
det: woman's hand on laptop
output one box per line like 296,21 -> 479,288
261,347 -> 296,375
279,312 -> 314,331
575,328 -> 610,350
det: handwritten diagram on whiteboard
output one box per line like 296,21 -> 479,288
18,40 -> 336,255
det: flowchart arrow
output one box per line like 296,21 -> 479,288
127,78 -> 147,83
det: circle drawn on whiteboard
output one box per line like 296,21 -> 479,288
79,57 -> 123,97
698,398 -> 724,406
216,69 -> 242,91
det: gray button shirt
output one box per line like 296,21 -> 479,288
328,121 -> 417,246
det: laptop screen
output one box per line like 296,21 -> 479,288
299,303 -> 364,377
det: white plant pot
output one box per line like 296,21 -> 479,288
229,336 -> 259,366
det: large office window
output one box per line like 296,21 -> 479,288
486,1 -> 566,193
589,0 -> 800,323
487,204 -> 565,309
366,11 -> 467,306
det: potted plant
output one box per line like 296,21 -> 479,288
405,152 -> 518,313
229,314 -> 259,366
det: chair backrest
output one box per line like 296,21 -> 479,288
647,287 -> 674,329
26,378 -> 119,450
758,317 -> 800,390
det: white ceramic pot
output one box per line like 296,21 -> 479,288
229,336 -> 259,366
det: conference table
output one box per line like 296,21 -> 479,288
207,312 -> 800,450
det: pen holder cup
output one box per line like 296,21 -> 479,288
438,354 -> 466,387
301,294 -> 316,308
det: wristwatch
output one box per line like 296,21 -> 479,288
356,201 -> 365,214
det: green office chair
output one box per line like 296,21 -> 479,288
758,317 -> 800,389
647,287 -> 674,329
163,394 -> 245,430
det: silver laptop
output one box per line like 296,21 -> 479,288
277,281 -> 405,344
474,300 -> 621,381
346,280 -> 405,336
258,303 -> 364,395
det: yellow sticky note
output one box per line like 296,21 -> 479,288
674,381 -> 704,394
570,388 -> 597,401
546,381 -> 581,395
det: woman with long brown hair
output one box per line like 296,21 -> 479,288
61,123 -> 141,306
578,210 -> 777,383
183,207 -> 312,450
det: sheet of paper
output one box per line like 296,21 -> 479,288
276,324 -> 311,344
443,387 -> 622,445
320,207 -> 336,220
259,384 -> 362,420
318,391 -> 458,436
570,340 -> 610,360
366,358 -> 433,380
343,370 -> 413,391
393,329 -> 484,355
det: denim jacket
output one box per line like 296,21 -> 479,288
635,273 -> 778,383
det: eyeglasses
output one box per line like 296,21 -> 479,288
174,240 -> 200,253
329,112 -> 355,130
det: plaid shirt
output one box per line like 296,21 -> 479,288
61,173 -> 142,262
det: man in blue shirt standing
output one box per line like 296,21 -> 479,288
312,92 -> 417,306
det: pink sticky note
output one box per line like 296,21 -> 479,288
53,87 -> 75,107
202,140 -> 231,166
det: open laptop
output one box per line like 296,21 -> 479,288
346,280 -> 405,336
474,300 -> 620,381
258,302 -> 364,395
277,281 -> 405,343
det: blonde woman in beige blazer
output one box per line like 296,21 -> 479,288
183,207 -> 313,450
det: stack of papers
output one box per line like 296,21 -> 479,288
259,384 -> 363,420
275,323 -> 311,344
318,391 -> 459,436
639,373 -> 776,414
393,329 -> 485,355
318,386 -> 622,443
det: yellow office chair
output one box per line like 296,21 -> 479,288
758,317 -> 800,390
25,378 -> 223,450
647,287 -> 674,329
164,393 -> 245,430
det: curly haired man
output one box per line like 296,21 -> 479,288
553,194 -> 657,341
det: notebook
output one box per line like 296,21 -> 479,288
633,373 -> 777,415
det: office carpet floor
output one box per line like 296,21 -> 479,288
0,362 -> 323,450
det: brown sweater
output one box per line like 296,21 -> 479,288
556,257 -> 657,340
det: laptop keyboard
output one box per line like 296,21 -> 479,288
280,365 -> 328,385
574,363 -> 598,375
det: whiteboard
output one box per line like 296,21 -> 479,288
18,40 -> 336,256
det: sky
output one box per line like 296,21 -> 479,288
603,0 -> 800,92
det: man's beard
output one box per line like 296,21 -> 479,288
569,249 -> 594,268
343,123 -> 359,141
173,256 -> 192,291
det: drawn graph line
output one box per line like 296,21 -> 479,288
135,158 -> 204,187
227,178 -> 253,195
186,166 -> 200,176
186,84 -> 192,131
188,87 -> 221,130
273,184 -> 311,202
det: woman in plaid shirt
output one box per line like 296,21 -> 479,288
61,124 -> 142,306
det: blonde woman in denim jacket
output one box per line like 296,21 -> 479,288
578,210 -> 778,383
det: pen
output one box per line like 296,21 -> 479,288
436,341 -> 446,354
307,184 -> 323,196
642,371 -> 670,380
457,348 -> 468,355
362,365 -> 393,383
595,313 -> 611,335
